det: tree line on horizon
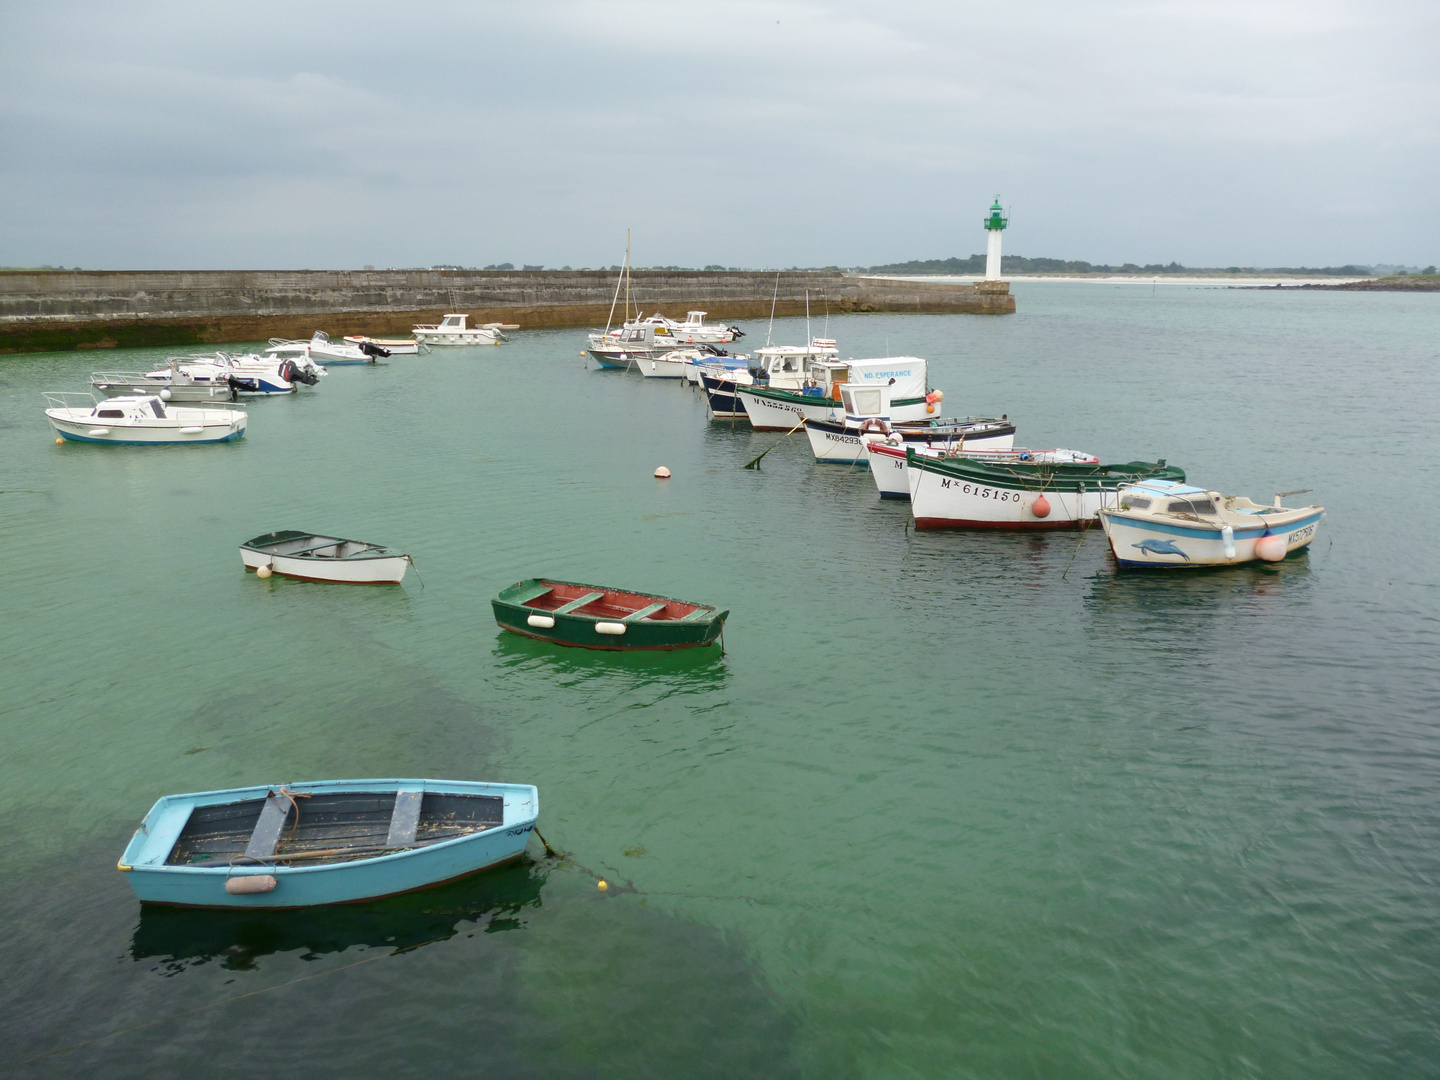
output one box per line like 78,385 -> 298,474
854,255 -> 1419,276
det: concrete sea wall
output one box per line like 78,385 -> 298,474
0,269 -> 1013,353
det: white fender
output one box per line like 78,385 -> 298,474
595,622 -> 627,635
527,614 -> 556,629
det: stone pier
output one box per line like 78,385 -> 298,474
0,269 -> 1014,354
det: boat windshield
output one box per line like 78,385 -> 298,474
1167,498 -> 1214,516
150,400 -> 167,418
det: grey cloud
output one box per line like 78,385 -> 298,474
0,0 -> 1434,268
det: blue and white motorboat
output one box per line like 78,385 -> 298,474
118,778 -> 540,908
146,352 -> 323,395
1098,479 -> 1324,567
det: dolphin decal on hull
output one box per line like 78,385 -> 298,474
1132,538 -> 1190,561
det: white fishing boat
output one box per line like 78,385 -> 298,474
1098,480 -> 1324,567
700,339 -> 840,418
736,355 -> 940,430
345,335 -> 426,356
801,384 -> 1014,464
45,393 -> 247,445
907,452 -> 1185,530
239,530 -> 411,584
865,440 -> 1099,499
413,314 -> 511,346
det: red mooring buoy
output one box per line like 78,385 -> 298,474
1031,494 -> 1051,519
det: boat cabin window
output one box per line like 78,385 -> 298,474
150,400 -> 167,418
850,388 -> 883,415
1122,497 -> 1152,510
96,409 -> 124,418
1167,498 -> 1215,516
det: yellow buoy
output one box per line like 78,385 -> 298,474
597,879 -> 608,892
55,437 -> 64,444
256,565 -> 273,579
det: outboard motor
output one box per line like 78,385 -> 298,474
282,359 -> 320,386
226,374 -> 259,397
357,340 -> 390,360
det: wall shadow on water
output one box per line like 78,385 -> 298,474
129,859 -> 547,975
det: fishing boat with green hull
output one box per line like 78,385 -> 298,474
907,450 -> 1185,530
492,579 -> 727,651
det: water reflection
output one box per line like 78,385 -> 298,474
129,859 -> 545,975
490,628 -> 730,695
1085,552 -> 1315,621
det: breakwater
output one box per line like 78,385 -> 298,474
0,269 -> 1013,353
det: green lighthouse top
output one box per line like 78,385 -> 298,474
984,197 -> 1007,231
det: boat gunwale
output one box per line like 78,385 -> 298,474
240,532 -> 403,560
495,578 -> 722,623
122,779 -> 538,877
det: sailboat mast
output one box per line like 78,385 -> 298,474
604,234 -> 625,334
765,272 -> 779,347
624,229 -> 632,325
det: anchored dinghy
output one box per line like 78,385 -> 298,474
492,578 -> 727,651
117,779 -> 540,908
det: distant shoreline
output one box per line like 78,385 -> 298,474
861,273 -> 1376,287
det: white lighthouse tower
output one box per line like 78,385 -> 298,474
983,196 -> 1007,280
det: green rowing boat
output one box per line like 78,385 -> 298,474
492,579 -> 728,651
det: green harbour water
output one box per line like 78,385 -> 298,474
1,282 -> 1438,1077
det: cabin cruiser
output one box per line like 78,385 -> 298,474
413,314 -> 512,346
44,393 -> 247,444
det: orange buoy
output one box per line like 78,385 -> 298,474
654,466 -> 671,478
1255,534 -> 1287,561
926,404 -> 936,414
1031,494 -> 1051,518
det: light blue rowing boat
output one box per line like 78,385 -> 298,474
118,778 -> 539,908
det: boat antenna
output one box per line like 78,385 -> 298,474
765,272 -> 779,346
805,289 -> 811,345
604,233 -> 626,334
624,229 -> 632,326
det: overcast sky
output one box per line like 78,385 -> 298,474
1,0 -> 1436,269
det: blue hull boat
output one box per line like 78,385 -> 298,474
118,778 -> 539,908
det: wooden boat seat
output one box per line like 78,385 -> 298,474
554,592 -> 605,614
244,794 -> 293,859
624,602 -> 668,622
678,607 -> 713,621
257,540 -> 340,558
385,789 -> 424,848
512,583 -> 555,605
